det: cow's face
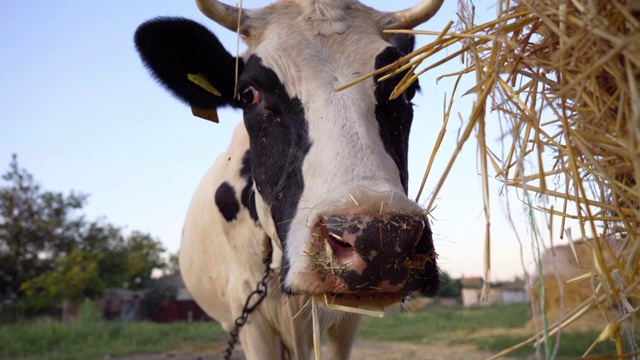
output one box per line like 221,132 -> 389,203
135,0 -> 442,308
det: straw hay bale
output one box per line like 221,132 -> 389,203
340,0 -> 640,357
531,274 -> 604,328
527,241 -> 618,331
439,1 -> 638,357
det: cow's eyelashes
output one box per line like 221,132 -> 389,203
239,86 -> 261,106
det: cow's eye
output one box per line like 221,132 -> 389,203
240,86 -> 260,106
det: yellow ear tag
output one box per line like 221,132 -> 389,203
191,107 -> 219,123
187,73 -> 221,97
187,73 -> 221,123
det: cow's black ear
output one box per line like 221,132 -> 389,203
134,17 -> 243,110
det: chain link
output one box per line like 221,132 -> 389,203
223,259 -> 273,360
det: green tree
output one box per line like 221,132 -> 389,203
81,221 -> 128,289
73,221 -> 167,291
0,155 -> 87,304
124,231 -> 165,290
434,272 -> 462,298
0,155 -> 169,319
17,224 -> 167,313
20,248 -> 102,312
165,251 -> 179,275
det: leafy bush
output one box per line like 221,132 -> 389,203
77,299 -> 101,326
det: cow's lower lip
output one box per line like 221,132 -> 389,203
319,292 -> 406,310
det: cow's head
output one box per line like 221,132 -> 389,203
135,0 -> 441,309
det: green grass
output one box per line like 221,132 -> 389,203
465,331 -> 618,359
358,303 -> 530,344
0,320 -> 225,360
359,303 -> 619,358
0,304 -> 621,359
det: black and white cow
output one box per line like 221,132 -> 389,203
135,0 -> 442,358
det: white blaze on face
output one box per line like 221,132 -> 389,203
244,1 -> 424,293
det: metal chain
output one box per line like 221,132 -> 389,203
223,258 -> 273,360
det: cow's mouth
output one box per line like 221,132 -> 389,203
300,213 -> 440,309
319,292 -> 406,310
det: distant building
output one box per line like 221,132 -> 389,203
461,276 -> 527,307
147,271 -> 210,323
101,271 -> 210,322
461,276 -> 484,289
102,289 -> 144,321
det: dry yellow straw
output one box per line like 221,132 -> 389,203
337,0 -> 640,358
312,296 -> 321,360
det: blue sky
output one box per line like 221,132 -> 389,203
0,1 -> 547,280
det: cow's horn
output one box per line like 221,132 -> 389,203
387,0 -> 444,29
195,0 -> 246,33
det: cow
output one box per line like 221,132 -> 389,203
134,0 -> 443,358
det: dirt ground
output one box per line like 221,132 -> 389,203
113,339 -> 520,360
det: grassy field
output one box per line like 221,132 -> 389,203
0,303 -> 617,359
359,303 -> 530,343
359,304 -> 616,359
0,320 -> 224,360
464,331 -> 618,359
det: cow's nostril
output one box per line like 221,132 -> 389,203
319,224 -> 355,264
328,233 -> 351,248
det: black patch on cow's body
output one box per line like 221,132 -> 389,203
215,182 -> 240,222
240,150 -> 252,179
241,182 -> 259,223
239,150 -> 259,223
373,43 -> 419,194
134,17 -> 243,110
238,56 -> 311,288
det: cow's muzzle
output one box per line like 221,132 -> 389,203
309,213 -> 439,306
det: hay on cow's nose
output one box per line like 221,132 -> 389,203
338,0 -> 640,358
306,229 -> 350,276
